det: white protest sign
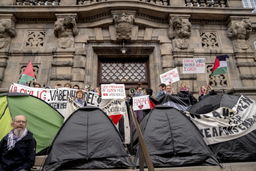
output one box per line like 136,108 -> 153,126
187,96 -> 256,145
183,58 -> 205,74
101,84 -> 126,99
160,68 -> 180,84
133,95 -> 151,111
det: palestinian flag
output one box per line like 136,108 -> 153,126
18,61 -> 35,85
211,55 -> 229,76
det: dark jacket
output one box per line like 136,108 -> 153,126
0,131 -> 36,171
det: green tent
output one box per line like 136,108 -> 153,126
0,93 -> 64,153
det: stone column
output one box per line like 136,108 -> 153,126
0,14 -> 15,87
51,13 -> 78,85
227,16 -> 255,90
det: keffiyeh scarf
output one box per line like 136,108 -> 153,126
7,128 -> 28,151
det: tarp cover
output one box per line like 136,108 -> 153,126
188,93 -> 256,162
43,106 -> 134,171
138,106 -> 218,167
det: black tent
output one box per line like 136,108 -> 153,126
188,93 -> 256,162
137,105 -> 219,167
43,106 -> 134,171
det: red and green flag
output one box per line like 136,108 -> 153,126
211,55 -> 229,76
18,61 -> 35,85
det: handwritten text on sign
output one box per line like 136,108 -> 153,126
133,95 -> 151,111
183,58 -> 205,74
101,84 -> 126,99
160,68 -> 180,85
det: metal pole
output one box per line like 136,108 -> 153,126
129,106 -> 155,171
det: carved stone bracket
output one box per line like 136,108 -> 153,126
227,16 -> 252,51
0,14 -> 16,50
54,13 -> 78,49
112,10 -> 136,41
168,14 -> 191,50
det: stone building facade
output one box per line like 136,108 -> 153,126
0,0 -> 255,99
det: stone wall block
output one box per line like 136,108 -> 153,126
73,55 -> 86,68
72,68 -> 85,82
162,55 -> 173,68
160,43 -> 172,55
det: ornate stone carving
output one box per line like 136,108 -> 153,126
200,32 -> 219,48
227,19 -> 252,50
168,16 -> 191,50
25,31 -> 46,48
54,15 -> 78,49
113,11 -> 135,41
0,19 -> 16,49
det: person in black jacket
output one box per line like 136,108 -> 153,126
0,115 -> 36,171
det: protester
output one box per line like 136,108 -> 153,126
32,81 -> 41,88
64,83 -> 72,88
166,84 -> 174,95
73,84 -> 80,89
134,84 -> 144,97
155,83 -> 166,99
198,85 -> 210,101
177,82 -> 197,105
55,83 -> 62,88
94,87 -> 101,96
74,90 -> 86,107
0,115 -> 36,171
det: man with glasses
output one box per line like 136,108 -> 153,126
0,115 -> 36,171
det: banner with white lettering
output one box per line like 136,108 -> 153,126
101,84 -> 126,99
183,58 -> 205,74
100,99 -> 130,144
187,96 -> 256,145
160,68 -> 180,85
133,95 -> 151,111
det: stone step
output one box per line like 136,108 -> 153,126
33,156 -> 256,171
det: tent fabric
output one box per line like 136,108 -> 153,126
43,106 -> 134,171
0,93 -> 64,153
188,93 -> 256,162
210,130 -> 256,162
189,93 -> 240,114
138,106 -> 218,167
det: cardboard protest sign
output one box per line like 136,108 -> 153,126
183,58 -> 205,74
101,84 -> 126,99
133,95 -> 151,111
160,68 -> 180,84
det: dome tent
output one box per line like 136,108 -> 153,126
0,93 -> 64,153
43,106 -> 134,171
137,106 -> 219,167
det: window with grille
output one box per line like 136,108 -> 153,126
98,58 -> 149,88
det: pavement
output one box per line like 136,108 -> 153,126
33,156 -> 256,171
